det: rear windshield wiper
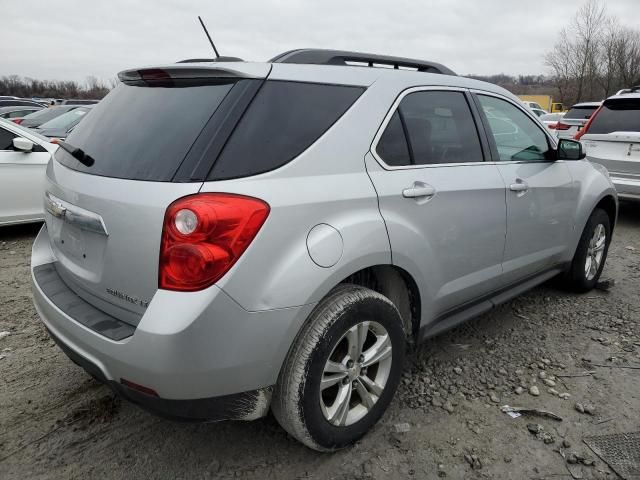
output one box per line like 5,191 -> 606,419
57,141 -> 95,167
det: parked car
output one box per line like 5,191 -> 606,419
18,105 -> 83,128
0,119 -> 57,226
578,91 -> 640,200
556,102 -> 601,139
0,105 -> 44,121
539,112 -> 566,134
530,107 -> 548,117
0,98 -> 45,108
59,99 -> 100,105
521,100 -> 544,110
34,106 -> 93,140
31,49 -> 617,451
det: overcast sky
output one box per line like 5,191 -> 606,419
1,0 -> 636,83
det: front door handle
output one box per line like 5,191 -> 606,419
509,180 -> 529,192
402,182 -> 436,199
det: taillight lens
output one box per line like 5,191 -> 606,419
159,193 -> 270,291
574,105 -> 603,140
555,122 -> 571,131
12,118 -> 23,125
548,122 -> 557,129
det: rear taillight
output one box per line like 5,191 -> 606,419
574,105 -> 603,140
12,118 -> 23,125
555,122 -> 571,131
159,193 -> 270,291
548,122 -> 557,130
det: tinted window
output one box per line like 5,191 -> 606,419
478,95 -> 551,162
376,111 -> 410,166
389,90 -> 483,165
588,98 -> 640,134
209,81 -> 364,180
0,127 -> 17,150
565,106 -> 599,120
56,80 -> 237,181
20,107 -> 73,127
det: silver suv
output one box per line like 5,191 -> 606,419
31,50 -> 617,451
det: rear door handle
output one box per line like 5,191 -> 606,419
402,182 -> 436,199
509,180 -> 529,192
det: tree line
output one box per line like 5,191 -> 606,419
0,75 -> 115,100
545,0 -> 640,105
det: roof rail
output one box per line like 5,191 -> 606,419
615,85 -> 640,95
269,49 -> 456,75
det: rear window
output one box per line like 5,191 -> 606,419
39,107 -> 90,130
208,81 -> 364,180
565,106 -> 599,120
56,80 -> 237,181
588,98 -> 640,134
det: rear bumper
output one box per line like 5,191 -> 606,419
31,225 -> 315,419
47,326 -> 271,421
611,175 -> 640,200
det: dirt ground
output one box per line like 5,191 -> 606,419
1,204 -> 639,480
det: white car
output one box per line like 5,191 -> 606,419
0,118 -> 57,226
556,102 -> 601,139
579,90 -> 640,200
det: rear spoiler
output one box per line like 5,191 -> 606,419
117,63 -> 271,82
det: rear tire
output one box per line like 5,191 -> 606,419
563,208 -> 611,293
272,285 -> 405,451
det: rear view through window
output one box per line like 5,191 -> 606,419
565,105 -> 599,120
588,98 -> 640,134
56,79 -> 363,182
57,80 -> 237,181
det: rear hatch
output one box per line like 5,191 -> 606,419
557,104 -> 600,138
582,96 -> 640,178
44,63 -> 270,326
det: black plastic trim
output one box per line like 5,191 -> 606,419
270,48 -> 456,75
34,263 -> 135,341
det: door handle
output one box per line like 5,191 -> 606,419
509,180 -> 529,192
402,182 -> 436,199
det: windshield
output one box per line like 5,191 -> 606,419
55,80 -> 238,181
565,105 -> 599,120
588,98 -> 640,134
39,107 -> 90,130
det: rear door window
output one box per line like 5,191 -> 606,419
376,90 -> 483,166
588,98 -> 640,134
208,81 -> 364,180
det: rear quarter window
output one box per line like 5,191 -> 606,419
208,81 -> 364,180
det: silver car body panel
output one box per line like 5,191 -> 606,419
32,61 -> 617,403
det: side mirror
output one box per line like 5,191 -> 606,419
13,137 -> 34,152
557,139 -> 586,160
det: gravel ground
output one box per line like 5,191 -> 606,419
1,204 -> 639,480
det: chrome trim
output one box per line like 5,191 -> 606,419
44,192 -> 109,236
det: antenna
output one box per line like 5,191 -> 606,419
198,16 -> 220,59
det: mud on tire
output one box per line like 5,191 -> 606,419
271,284 -> 405,451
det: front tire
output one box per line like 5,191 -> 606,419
564,208 -> 611,292
272,285 -> 405,451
